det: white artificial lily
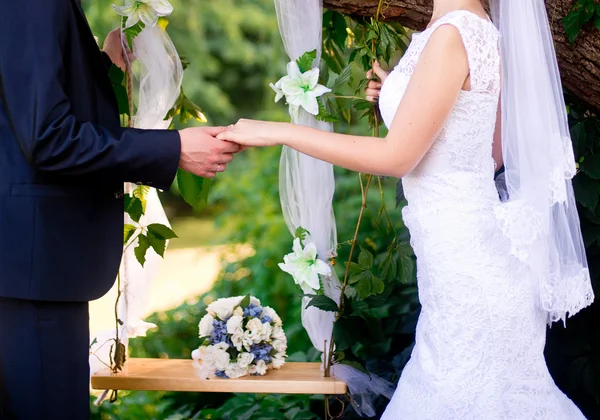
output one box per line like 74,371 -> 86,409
270,61 -> 331,120
113,0 -> 174,29
279,238 -> 331,292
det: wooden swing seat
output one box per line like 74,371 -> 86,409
91,358 -> 347,395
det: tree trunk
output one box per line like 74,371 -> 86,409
323,0 -> 600,111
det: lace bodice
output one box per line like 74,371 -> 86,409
379,10 -> 500,181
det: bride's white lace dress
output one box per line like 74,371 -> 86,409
378,11 -> 586,419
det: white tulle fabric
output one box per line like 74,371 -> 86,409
379,10 -> 587,419
489,0 -> 593,324
89,25 -> 182,378
274,0 -> 393,416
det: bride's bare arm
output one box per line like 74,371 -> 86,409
219,25 -> 469,178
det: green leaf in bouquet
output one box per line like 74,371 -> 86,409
240,294 -> 251,309
304,294 -> 339,312
123,223 -> 137,245
124,194 -> 144,223
296,49 -> 317,73
176,169 -> 213,211
134,234 -> 151,266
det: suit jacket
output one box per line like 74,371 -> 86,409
0,0 -> 181,301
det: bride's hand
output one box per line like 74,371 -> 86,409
217,119 -> 289,147
365,61 -> 389,103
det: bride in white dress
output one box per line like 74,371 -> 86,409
219,0 -> 594,418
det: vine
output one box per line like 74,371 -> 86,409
563,0 -> 600,43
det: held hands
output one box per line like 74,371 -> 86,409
365,61 -> 390,103
217,119 -> 288,148
179,127 -> 240,178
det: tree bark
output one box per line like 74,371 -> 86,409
323,0 -> 600,111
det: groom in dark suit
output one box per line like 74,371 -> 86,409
0,0 -> 238,418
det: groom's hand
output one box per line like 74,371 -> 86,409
178,127 -> 240,178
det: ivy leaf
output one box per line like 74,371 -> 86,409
580,154 -> 600,179
563,0 -> 596,44
147,224 -> 178,241
573,173 -> 600,211
239,294 -> 251,308
296,49 -> 317,73
133,185 -> 150,213
123,224 -> 137,245
124,195 -> 144,223
134,234 -> 151,266
304,294 -> 339,312
177,169 -> 213,211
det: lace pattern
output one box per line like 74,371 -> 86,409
378,10 -> 588,419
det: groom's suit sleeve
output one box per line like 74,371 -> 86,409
0,0 -> 181,191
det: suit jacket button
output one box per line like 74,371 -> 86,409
114,191 -> 124,199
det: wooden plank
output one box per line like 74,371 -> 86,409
91,358 -> 347,395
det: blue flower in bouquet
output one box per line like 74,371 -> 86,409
210,319 -> 230,345
215,370 -> 228,378
250,343 -> 273,363
243,303 -> 263,318
261,315 -> 273,324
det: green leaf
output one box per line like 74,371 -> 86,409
296,49 -> 318,73
134,234 -> 151,266
357,248 -> 374,268
294,227 -> 310,243
146,232 -> 167,258
108,65 -> 130,116
89,337 -> 98,349
123,224 -> 137,245
239,294 -> 251,308
573,173 -> 600,211
176,169 -> 213,211
147,223 -> 178,241
133,185 -> 151,213
124,195 -> 144,223
580,154 -> 600,179
332,64 -> 353,90
304,294 -> 339,312
122,19 -> 145,51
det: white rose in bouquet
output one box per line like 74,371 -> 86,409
225,362 -> 248,379
237,352 -> 255,369
198,314 -> 215,338
261,306 -> 282,326
226,315 -> 243,334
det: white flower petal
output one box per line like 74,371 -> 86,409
301,68 -> 320,89
138,5 -> 158,27
310,84 -> 332,98
298,93 -> 319,116
314,259 -> 332,276
125,13 -> 141,29
149,0 -> 173,15
286,61 -> 302,79
303,242 -> 318,260
281,78 -> 304,97
112,3 -> 137,17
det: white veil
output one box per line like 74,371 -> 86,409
490,0 -> 594,324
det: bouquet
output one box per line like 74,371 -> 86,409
191,295 -> 287,379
